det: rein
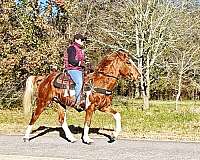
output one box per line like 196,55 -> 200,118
90,53 -> 125,95
88,51 -> 136,96
96,71 -> 119,80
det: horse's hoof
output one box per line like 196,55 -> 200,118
23,137 -> 30,142
82,137 -> 94,144
108,136 -> 116,143
68,137 -> 77,143
70,139 -> 77,143
83,140 -> 93,145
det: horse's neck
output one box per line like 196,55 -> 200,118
84,70 -> 118,91
87,54 -> 122,90
92,70 -> 118,90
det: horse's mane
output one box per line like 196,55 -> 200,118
95,50 -> 127,72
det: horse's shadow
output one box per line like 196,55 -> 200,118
29,125 -> 115,143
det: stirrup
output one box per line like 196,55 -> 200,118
75,106 -> 84,112
74,101 -> 85,112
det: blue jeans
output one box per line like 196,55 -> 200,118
68,70 -> 83,103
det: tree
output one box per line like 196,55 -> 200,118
0,0 -> 100,109
166,6 -> 200,109
89,0 -> 173,109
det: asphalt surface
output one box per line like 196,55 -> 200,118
0,133 -> 200,160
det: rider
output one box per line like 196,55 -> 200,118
64,33 -> 87,112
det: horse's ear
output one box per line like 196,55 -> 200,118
51,65 -> 58,72
117,50 -> 128,60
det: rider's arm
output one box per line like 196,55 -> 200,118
67,46 -> 79,66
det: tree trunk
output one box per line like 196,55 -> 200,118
143,95 -> 149,110
135,81 -> 140,99
135,11 -> 150,109
144,54 -> 150,109
176,72 -> 182,110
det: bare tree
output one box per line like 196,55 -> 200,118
166,6 -> 200,110
133,0 -> 173,109
91,0 -> 173,109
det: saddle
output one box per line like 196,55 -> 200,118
53,72 -> 92,111
53,73 -> 75,89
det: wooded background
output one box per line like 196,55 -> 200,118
1,0 -> 200,109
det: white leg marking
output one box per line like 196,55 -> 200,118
24,125 -> 33,140
85,91 -> 91,110
83,124 -> 94,143
62,112 -> 77,142
113,112 -> 121,138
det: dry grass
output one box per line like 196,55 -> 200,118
1,99 -> 200,141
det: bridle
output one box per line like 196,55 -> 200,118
96,71 -> 118,80
95,52 -> 134,80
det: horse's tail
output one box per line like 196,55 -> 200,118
23,76 -> 36,116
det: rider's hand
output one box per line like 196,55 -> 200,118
64,69 -> 68,73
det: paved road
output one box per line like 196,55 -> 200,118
0,133 -> 200,160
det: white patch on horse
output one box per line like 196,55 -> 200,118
24,125 -> 33,139
113,112 -> 121,138
61,111 -> 77,142
129,59 -> 141,75
83,123 -> 94,143
85,90 -> 91,109
129,59 -> 137,67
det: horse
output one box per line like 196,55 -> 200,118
23,50 -> 141,144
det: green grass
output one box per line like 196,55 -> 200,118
1,98 -> 200,141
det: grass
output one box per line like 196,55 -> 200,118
0,98 -> 200,141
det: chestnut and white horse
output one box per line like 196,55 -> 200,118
23,50 -> 140,143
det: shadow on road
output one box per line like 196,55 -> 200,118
29,125 -> 115,143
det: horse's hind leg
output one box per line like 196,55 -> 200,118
58,106 -> 77,143
83,104 -> 95,144
58,106 -> 65,124
23,100 -> 47,141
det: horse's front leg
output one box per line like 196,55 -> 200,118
112,112 -> 122,139
83,104 -> 95,144
60,109 -> 77,143
101,107 -> 122,141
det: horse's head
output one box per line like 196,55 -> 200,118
117,50 -> 141,81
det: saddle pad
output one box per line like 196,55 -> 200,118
53,73 -> 74,89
